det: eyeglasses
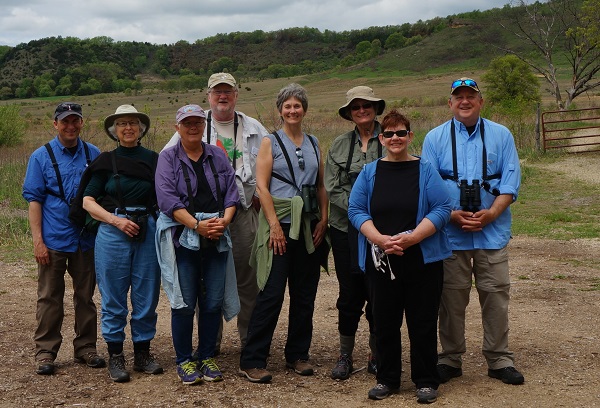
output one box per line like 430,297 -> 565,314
350,102 -> 374,111
382,130 -> 410,138
54,103 -> 82,117
115,121 -> 140,128
210,90 -> 235,96
295,147 -> 305,171
450,79 -> 480,92
179,120 -> 206,128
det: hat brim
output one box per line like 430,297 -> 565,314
338,98 -> 385,121
104,112 -> 151,141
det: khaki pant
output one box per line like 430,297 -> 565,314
438,247 -> 515,370
35,248 -> 98,361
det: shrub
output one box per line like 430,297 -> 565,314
0,104 -> 26,146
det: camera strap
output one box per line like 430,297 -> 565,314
206,111 -> 240,171
344,127 -> 383,175
180,154 -> 224,217
443,119 -> 500,196
270,131 -> 319,192
44,140 -> 91,204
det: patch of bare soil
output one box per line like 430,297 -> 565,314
1,155 -> 598,407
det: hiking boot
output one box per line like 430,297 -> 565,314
437,363 -> 462,383
416,387 -> 438,404
286,359 -> 314,376
36,358 -> 55,375
75,351 -> 106,368
108,353 -> 130,383
177,360 -> 202,385
199,358 -> 223,382
367,353 -> 377,375
331,354 -> 353,380
368,383 -> 398,400
238,367 -> 272,383
133,351 -> 163,375
488,366 -> 524,385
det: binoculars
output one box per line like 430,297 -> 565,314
126,213 -> 148,242
301,184 -> 319,213
459,179 -> 481,212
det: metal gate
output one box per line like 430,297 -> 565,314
541,107 -> 600,153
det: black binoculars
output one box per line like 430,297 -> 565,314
301,184 -> 319,213
459,179 -> 481,212
126,213 -> 148,242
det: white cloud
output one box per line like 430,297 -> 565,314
0,0 -> 511,46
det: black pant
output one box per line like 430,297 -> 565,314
330,226 -> 374,337
240,223 -> 321,368
367,244 -> 443,389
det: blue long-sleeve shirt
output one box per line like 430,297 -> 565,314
22,136 -> 100,252
421,117 -> 521,250
348,157 -> 452,272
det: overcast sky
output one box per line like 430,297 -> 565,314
1,0 -> 511,47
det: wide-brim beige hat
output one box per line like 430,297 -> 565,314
104,104 -> 151,141
338,86 -> 385,121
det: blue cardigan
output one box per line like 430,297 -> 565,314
348,157 -> 452,272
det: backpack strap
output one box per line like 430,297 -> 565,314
270,131 -> 300,192
44,142 -> 67,203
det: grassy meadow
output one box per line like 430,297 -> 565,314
1,71 -> 599,261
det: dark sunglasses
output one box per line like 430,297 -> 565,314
350,102 -> 374,111
55,102 -> 82,114
451,79 -> 479,90
382,130 -> 410,138
295,147 -> 305,170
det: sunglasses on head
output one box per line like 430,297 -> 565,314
55,103 -> 82,114
295,147 -> 305,170
451,79 -> 479,91
350,102 -> 374,111
382,130 -> 409,138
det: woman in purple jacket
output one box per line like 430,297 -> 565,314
155,104 -> 239,385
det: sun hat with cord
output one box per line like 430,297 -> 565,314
338,86 -> 386,121
104,104 -> 150,142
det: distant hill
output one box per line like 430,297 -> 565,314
0,3 -> 547,100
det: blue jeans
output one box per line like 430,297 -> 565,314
95,215 -> 160,344
172,245 -> 227,364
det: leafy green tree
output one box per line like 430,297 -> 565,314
385,32 -> 406,49
482,55 -> 540,107
0,104 -> 26,146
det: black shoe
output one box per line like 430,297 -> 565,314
367,353 -> 377,375
331,354 -> 353,380
133,351 -> 163,375
488,366 -> 524,385
75,351 -> 106,368
437,363 -> 462,383
108,353 -> 130,383
368,383 -> 398,400
416,387 -> 438,404
36,358 -> 55,375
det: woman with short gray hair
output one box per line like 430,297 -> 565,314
239,84 -> 329,383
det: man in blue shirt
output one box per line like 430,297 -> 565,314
22,102 -> 103,375
421,78 -> 524,385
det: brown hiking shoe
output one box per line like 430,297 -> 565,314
75,351 -> 106,368
238,367 -> 272,383
286,360 -> 314,376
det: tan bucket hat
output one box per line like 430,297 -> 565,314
104,104 -> 151,141
338,86 -> 385,121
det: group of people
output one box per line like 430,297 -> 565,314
23,73 -> 523,404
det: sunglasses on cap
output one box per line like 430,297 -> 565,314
450,79 -> 480,93
350,102 -> 374,111
54,102 -> 82,116
382,130 -> 410,138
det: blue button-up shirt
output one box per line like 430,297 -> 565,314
22,137 -> 101,252
421,118 -> 521,250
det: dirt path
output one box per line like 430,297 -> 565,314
1,155 -> 598,407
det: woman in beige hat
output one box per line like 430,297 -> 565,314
81,105 -> 163,383
324,86 -> 386,380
